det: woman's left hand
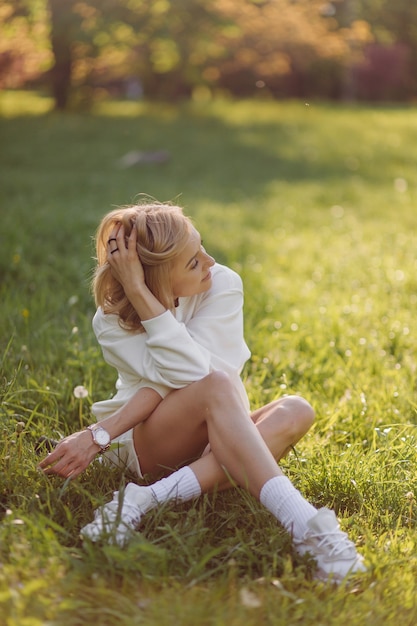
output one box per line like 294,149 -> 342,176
107,223 -> 146,300
38,430 -> 99,479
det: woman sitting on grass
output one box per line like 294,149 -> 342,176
39,201 -> 365,583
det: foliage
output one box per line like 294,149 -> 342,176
212,0 -> 372,98
1,0 -> 417,107
332,0 -> 417,98
0,0 -> 52,88
1,91 -> 417,623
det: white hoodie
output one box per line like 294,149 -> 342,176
91,263 -> 251,423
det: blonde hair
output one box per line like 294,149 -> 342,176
92,202 -> 192,332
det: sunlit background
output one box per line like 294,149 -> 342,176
1,0 -> 416,109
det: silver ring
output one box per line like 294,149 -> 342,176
110,248 -> 119,254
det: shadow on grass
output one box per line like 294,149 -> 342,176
0,98 -> 402,215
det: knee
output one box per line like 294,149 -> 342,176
294,396 -> 315,431
282,395 -> 315,437
201,370 -> 235,397
198,370 -> 241,412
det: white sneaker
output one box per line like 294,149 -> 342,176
294,508 -> 366,583
80,483 -> 154,546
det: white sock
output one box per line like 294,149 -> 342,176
259,475 -> 317,540
148,466 -> 202,505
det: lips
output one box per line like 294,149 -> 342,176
202,270 -> 212,282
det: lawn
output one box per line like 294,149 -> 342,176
1,90 -> 417,625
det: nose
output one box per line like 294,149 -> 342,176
203,251 -> 215,267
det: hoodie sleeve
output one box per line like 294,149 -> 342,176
140,265 -> 251,387
94,265 -> 251,391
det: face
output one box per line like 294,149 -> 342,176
171,228 -> 215,299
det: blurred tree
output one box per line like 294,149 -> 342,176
1,0 -> 416,105
44,0 -> 226,106
48,0 -> 78,109
331,0 -> 417,98
211,0 -> 372,98
132,0 -> 227,99
0,0 -> 51,89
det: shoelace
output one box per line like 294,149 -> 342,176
309,529 -> 357,558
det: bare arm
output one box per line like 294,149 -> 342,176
38,387 -> 162,479
39,222 -> 166,481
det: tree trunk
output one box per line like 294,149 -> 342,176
48,0 -> 75,110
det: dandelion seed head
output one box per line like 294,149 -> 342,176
73,385 -> 88,399
239,587 -> 262,608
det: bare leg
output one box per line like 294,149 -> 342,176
82,375 -> 365,583
134,372 -> 314,498
131,375 -> 318,541
191,395 -> 314,492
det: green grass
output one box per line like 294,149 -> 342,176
1,90 -> 417,624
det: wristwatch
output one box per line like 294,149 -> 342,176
86,424 -> 111,452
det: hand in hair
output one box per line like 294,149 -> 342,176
107,223 -> 146,300
107,223 -> 166,322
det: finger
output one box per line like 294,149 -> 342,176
68,464 -> 85,480
38,448 -> 62,470
106,224 -> 121,257
107,222 -> 121,241
42,455 -> 84,478
63,455 -> 91,479
127,224 -> 138,253
128,223 -> 137,241
40,446 -> 74,474
62,465 -> 79,480
42,458 -> 67,476
115,223 -> 126,247
107,226 -> 126,264
107,231 -> 122,257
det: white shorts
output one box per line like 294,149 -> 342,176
102,428 -> 143,478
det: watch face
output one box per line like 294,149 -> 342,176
95,428 -> 110,446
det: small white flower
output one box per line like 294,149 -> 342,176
68,295 -> 79,306
239,587 -> 262,608
73,385 -> 88,399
